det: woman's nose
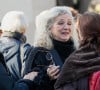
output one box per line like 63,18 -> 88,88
63,24 -> 69,30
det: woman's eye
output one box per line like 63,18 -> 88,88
58,22 -> 64,25
68,22 -> 72,25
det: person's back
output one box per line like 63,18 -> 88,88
0,11 -> 31,81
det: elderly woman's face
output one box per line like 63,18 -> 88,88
50,14 -> 72,42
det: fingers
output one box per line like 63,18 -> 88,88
53,73 -> 59,79
23,71 -> 38,81
47,65 -> 60,80
48,66 -> 59,75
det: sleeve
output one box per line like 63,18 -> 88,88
0,52 -> 34,90
31,51 -> 55,87
13,79 -> 34,90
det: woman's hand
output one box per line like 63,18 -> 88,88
47,65 -> 60,80
23,71 -> 38,81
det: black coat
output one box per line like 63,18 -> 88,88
55,76 -> 89,90
24,39 -> 75,90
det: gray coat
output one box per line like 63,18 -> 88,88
0,32 -> 31,81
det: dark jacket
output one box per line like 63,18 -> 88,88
0,32 -> 31,81
55,44 -> 100,90
55,77 -> 89,90
24,39 -> 75,90
0,52 -> 34,90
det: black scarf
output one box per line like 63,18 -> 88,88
55,44 -> 100,89
52,39 -> 75,63
1,31 -> 26,43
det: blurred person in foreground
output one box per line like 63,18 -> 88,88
55,12 -> 100,90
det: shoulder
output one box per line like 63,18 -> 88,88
29,47 -> 49,55
0,37 -> 20,50
26,47 -> 50,65
31,47 -> 49,59
23,47 -> 50,74
34,47 -> 49,56
23,43 -> 32,52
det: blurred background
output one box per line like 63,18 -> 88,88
0,0 -> 99,44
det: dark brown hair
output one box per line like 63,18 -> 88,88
78,12 -> 100,52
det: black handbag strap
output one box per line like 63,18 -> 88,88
49,49 -> 63,69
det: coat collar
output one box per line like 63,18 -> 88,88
1,31 -> 26,43
55,45 -> 100,89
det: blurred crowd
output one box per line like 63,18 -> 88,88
0,1 -> 100,90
